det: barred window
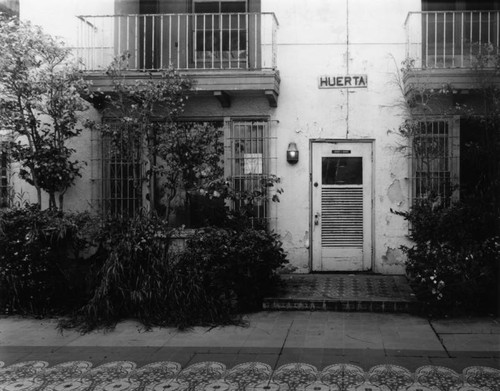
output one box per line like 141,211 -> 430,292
91,119 -> 277,226
91,123 -> 144,217
410,118 -> 460,206
226,119 -> 277,227
0,142 -> 10,208
167,120 -> 225,228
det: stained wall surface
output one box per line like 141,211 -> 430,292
14,0 -> 423,273
262,0 -> 419,273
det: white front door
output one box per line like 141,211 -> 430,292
311,141 -> 373,271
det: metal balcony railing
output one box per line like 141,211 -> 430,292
405,11 -> 500,69
76,13 -> 278,71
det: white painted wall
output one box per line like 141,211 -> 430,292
14,0 -> 110,210
20,0 -> 113,45
13,0 -> 422,273
263,0 -> 420,273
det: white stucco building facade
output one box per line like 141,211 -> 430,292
4,0 -> 498,274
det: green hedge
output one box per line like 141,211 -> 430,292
0,205 -> 95,315
396,202 -> 499,315
180,227 -> 288,312
0,207 -> 288,330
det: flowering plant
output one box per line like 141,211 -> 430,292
397,201 -> 499,315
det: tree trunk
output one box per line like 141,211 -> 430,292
58,193 -> 64,211
30,164 -> 42,208
36,187 -> 42,209
148,128 -> 156,217
48,192 -> 57,209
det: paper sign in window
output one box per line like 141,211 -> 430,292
244,153 -> 262,174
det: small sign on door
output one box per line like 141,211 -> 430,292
332,150 -> 351,154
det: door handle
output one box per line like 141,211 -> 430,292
314,212 -> 320,226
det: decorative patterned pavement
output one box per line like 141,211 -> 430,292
263,274 -> 420,312
1,361 -> 499,391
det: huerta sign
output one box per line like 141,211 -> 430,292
318,75 -> 368,89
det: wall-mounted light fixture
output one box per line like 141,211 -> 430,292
286,142 -> 299,164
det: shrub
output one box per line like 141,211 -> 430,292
400,201 -> 498,248
0,205 -> 95,315
64,222 -> 288,331
64,213 -> 178,330
1,207 -> 288,330
395,201 -> 499,315
180,227 -> 288,312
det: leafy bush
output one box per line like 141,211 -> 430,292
1,205 -> 288,329
395,202 -> 499,315
400,201 -> 498,247
63,213 -> 180,330
0,205 -> 95,315
63,220 -> 288,330
180,227 -> 288,312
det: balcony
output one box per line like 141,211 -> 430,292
76,13 -> 279,107
404,11 -> 500,93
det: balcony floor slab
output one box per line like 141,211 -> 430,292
84,69 -> 280,108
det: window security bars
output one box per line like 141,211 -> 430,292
405,11 -> 500,69
91,120 -> 277,225
226,120 -> 277,227
76,13 -> 277,71
91,124 -> 144,217
410,120 -> 460,206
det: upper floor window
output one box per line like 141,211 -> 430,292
194,1 -> 247,13
423,0 -> 500,11
193,0 -> 248,68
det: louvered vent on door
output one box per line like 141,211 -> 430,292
321,186 -> 363,247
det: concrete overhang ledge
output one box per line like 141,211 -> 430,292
83,69 -> 280,108
402,68 -> 500,96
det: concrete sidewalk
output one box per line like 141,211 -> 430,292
1,312 -> 498,372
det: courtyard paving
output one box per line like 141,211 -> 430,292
263,274 -> 419,312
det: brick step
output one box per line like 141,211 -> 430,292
262,274 -> 421,313
263,297 -> 421,313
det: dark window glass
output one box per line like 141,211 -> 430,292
322,157 -> 363,185
139,0 -> 159,13
423,0 -> 499,11
168,121 -> 225,228
195,1 -> 247,13
221,2 -> 246,12
194,2 -> 219,13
